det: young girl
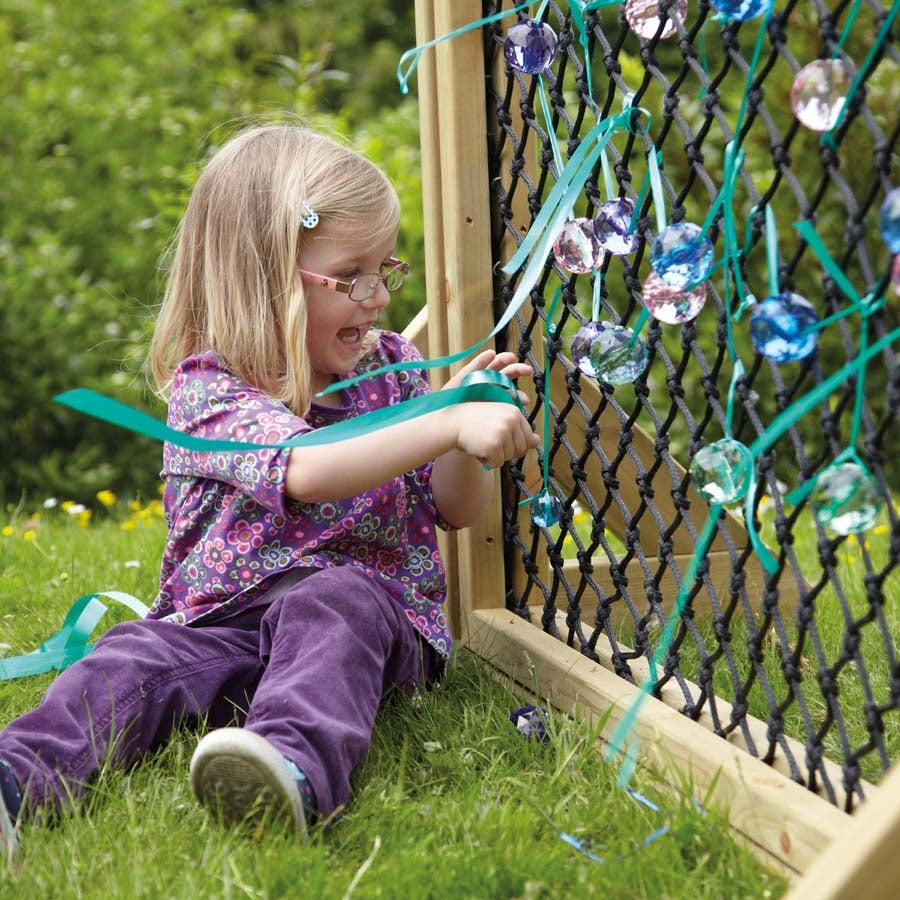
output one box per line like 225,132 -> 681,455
0,122 -> 539,861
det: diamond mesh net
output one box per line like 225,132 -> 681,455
484,0 -> 899,810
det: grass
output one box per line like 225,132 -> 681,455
0,499 -> 785,898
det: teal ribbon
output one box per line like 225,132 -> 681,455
0,591 -> 149,681
55,371 -> 522,455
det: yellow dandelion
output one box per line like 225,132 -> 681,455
129,499 -> 142,512
23,529 -> 36,542
96,490 -> 117,507
61,500 -> 75,511
121,519 -> 138,532
2,525 -> 13,537
77,509 -> 92,527
874,524 -> 889,536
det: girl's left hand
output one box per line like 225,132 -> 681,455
443,350 -> 533,406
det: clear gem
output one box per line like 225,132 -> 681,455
592,198 -> 639,255
624,0 -> 688,39
553,218 -> 605,273
504,19 -> 558,75
530,491 -> 562,527
641,271 -> 707,324
790,60 -> 851,133
709,0 -> 774,20
650,222 -> 714,288
571,322 -> 649,384
750,292 -> 819,362
811,462 -> 882,535
880,187 -> 900,254
689,438 -> 754,505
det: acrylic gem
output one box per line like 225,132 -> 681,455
624,0 -> 688,40
553,219 -> 605,273
650,222 -> 714,288
592,198 -> 639,255
504,18 -> 558,75
571,322 -> 649,384
750,292 -> 819,362
790,60 -> 851,132
709,0 -> 773,21
689,438 -> 754,505
892,254 -> 900,298
810,462 -> 882,535
641,271 -> 707,324
879,187 -> 900,254
530,491 -> 562,528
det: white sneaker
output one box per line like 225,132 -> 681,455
189,728 -> 307,836
0,784 -> 19,869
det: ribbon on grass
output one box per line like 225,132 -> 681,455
0,591 -> 149,682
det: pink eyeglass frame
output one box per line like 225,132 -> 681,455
297,256 -> 409,302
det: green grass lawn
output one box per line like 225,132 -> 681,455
0,498 -> 786,898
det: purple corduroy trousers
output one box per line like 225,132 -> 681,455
0,566 -> 436,819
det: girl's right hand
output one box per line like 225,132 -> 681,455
445,401 -> 540,469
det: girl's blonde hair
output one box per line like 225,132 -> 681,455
148,122 -> 400,415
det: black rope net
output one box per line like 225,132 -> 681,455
483,0 -> 899,811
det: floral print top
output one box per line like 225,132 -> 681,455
148,331 -> 453,659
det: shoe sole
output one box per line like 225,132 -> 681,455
189,728 -> 307,835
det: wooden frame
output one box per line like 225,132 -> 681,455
411,0 -> 892,884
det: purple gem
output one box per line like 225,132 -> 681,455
790,60 -> 851,132
641,271 -> 707,324
592,198 -> 639,256
750,292 -> 819,362
892,254 -> 900,298
709,0 -> 773,20
880,187 -> 900,254
650,222 -> 714,288
553,218 -> 605,274
625,0 -> 688,40
570,321 -> 649,384
504,19 -> 558,75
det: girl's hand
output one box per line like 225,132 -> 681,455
443,349 -> 534,407
444,401 -> 541,470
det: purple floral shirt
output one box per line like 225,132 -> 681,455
148,331 -> 453,658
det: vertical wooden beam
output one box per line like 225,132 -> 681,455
428,0 -> 507,631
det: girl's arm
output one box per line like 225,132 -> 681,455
285,351 -> 538,528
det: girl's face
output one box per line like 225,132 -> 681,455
299,223 -> 398,397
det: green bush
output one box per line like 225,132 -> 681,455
0,0 -> 423,507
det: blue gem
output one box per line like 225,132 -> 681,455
709,0 -> 774,21
750,292 -> 819,362
880,187 -> 900,254
530,491 -> 562,528
570,322 -> 649,385
650,222 -> 714,288
504,19 -> 558,75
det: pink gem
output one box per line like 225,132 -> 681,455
892,255 -> 900,298
790,60 -> 851,132
625,0 -> 688,40
642,271 -> 707,324
553,219 -> 605,274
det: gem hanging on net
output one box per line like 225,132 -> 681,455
880,187 -> 900,254
624,0 -> 688,40
810,461 -> 882,535
650,222 -> 714,288
750,292 -> 819,362
690,439 -> 754,504
530,491 -> 562,528
709,0 -> 774,21
641,271 -> 707,324
592,198 -> 639,256
504,18 -> 558,75
553,219 -> 605,274
892,254 -> 900,298
790,59 -> 851,132
570,322 -> 649,384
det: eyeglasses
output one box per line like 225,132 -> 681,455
298,257 -> 410,302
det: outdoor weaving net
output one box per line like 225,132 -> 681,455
483,0 -> 899,811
